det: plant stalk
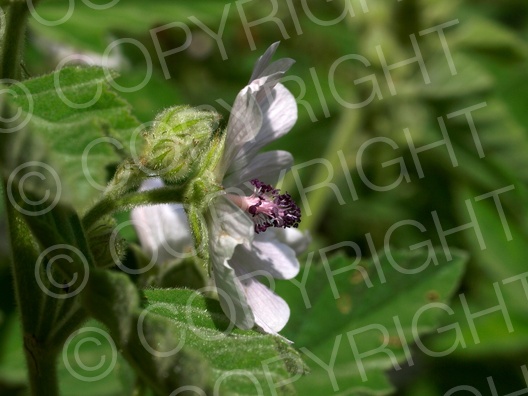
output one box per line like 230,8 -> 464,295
0,2 -> 30,80
82,185 -> 187,230
24,334 -> 59,396
1,2 -> 60,395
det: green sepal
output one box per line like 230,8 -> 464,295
103,158 -> 148,199
197,128 -> 226,180
185,203 -> 209,264
180,130 -> 227,268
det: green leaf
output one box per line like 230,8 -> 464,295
0,187 -> 43,337
278,250 -> 467,395
454,185 -> 528,287
144,288 -> 307,396
6,66 -> 140,210
12,197 -> 91,348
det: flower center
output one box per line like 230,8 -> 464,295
228,179 -> 301,234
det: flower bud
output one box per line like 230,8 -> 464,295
142,106 -> 220,184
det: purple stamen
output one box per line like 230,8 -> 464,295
244,179 -> 301,234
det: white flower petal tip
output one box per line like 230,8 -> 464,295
223,43 -> 298,175
249,42 -> 280,81
131,179 -> 193,263
248,43 -> 295,88
257,82 -> 298,144
243,278 -> 291,334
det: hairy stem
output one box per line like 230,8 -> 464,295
24,334 -> 59,396
82,185 -> 187,230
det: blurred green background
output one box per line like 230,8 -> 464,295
2,0 -> 528,394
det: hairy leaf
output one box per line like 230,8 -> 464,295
6,66 -> 140,209
144,288 -> 307,396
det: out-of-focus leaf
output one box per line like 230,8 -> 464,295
428,185 -> 528,357
417,53 -> 494,99
58,319 -> 135,396
454,100 -> 528,184
279,250 -> 467,395
451,17 -> 528,61
0,314 -> 135,395
111,69 -> 186,122
30,0 -> 229,53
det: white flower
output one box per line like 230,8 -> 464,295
131,178 -> 193,262
133,43 -> 309,334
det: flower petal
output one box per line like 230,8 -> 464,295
131,179 -> 193,262
229,248 -> 292,333
138,177 -> 164,191
229,83 -> 297,174
230,232 -> 300,280
208,196 -> 255,329
249,42 -> 295,83
257,58 -> 296,82
242,277 -> 291,334
219,87 -> 263,178
223,150 -> 293,190
270,228 -> 311,256
211,259 -> 255,330
249,42 -> 279,81
255,83 -> 297,147
207,195 -> 254,249
221,43 -> 297,177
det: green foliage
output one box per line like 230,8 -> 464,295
5,66 -> 140,210
144,289 -> 307,395
0,0 -> 527,395
279,250 -> 467,395
29,1 -> 228,54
